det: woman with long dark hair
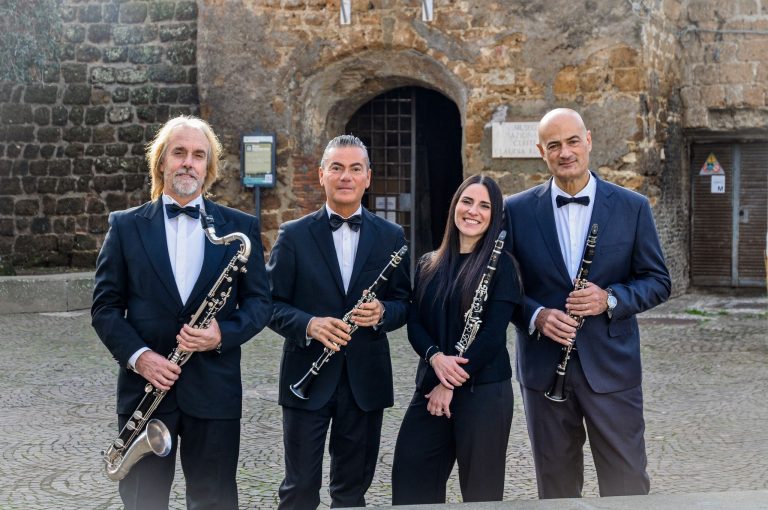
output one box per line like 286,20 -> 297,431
391,174 -> 522,504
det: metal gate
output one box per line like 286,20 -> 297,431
690,142 -> 767,287
346,88 -> 416,267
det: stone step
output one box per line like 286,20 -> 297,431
0,272 -> 94,314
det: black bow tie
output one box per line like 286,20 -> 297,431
329,213 -> 362,232
165,203 -> 200,219
556,195 -> 590,208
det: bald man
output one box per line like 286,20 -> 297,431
504,108 -> 670,498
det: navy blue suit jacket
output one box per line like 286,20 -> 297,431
92,198 -> 272,419
267,207 -> 411,411
504,173 -> 671,394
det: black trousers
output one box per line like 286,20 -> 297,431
391,380 -> 514,505
278,366 -> 384,509
521,355 -> 649,498
117,410 -> 241,510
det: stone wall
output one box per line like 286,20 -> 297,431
2,0 -> 766,293
679,0 -> 768,132
0,0 -> 199,272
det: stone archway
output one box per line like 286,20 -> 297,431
295,50 -> 467,153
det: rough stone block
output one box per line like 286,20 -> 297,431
105,143 -> 129,157
553,66 -> 578,96
175,1 -> 198,20
150,1 -> 176,21
136,106 -> 156,122
37,127 -> 61,143
160,23 -> 192,42
118,125 -> 145,143
56,197 -> 86,215
76,45 -> 102,63
60,43 -> 75,61
63,126 -> 92,143
63,85 -> 91,105
57,178 -> 77,194
29,161 -> 48,176
120,2 -> 148,23
37,177 -> 57,193
42,63 -> 61,83
115,67 -> 148,84
61,63 -> 88,84
94,157 -> 120,175
21,176 -> 36,193
167,42 -> 196,65
89,214 -> 109,234
148,64 -> 187,83
51,106 -> 68,126
79,4 -> 102,22
22,144 -> 39,159
0,198 -> 12,215
103,47 -> 128,63
105,192 -> 128,211
85,145 -> 103,157
129,46 -> 163,64
112,87 -> 130,103
24,85 -> 59,104
14,199 -> 38,216
113,25 -> 157,45
0,178 -> 21,194
60,5 -> 76,22
40,145 -> 56,159
107,106 -> 133,124
90,67 -> 116,84
0,219 -> 13,236
130,85 -> 158,104
158,88 -> 179,103
73,159 -> 94,175
88,23 -> 112,44
6,126 -> 34,142
93,175 -> 124,192
86,198 -> 106,214
85,106 -> 106,125
104,3 -> 118,22
30,217 -> 51,235
614,68 -> 644,92
5,143 -> 21,157
48,160 -> 72,177
0,104 -> 33,124
125,173 -> 148,191
63,26 -> 86,44
33,107 -> 51,126
12,160 -> 28,176
75,175 -> 92,192
69,106 -> 84,125
93,125 -> 116,143
64,143 -> 85,158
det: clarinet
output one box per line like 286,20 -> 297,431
290,244 -> 408,400
103,213 -> 251,481
544,223 -> 599,403
455,230 -> 506,356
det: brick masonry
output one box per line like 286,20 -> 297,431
2,0 -> 767,294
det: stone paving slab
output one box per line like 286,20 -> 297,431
0,291 -> 765,509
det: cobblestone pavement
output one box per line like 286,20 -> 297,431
0,291 -> 765,509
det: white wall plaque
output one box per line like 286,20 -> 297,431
491,122 -> 540,159
711,174 -> 725,194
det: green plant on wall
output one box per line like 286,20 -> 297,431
0,0 -> 62,82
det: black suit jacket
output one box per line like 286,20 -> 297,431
504,173 -> 671,394
92,198 -> 272,419
267,207 -> 411,412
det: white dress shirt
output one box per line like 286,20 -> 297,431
529,173 -> 596,333
128,194 -> 206,370
327,203 -> 362,294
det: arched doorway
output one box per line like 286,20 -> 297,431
345,87 -> 463,267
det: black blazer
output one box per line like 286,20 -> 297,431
92,199 -> 272,419
267,207 -> 411,412
504,173 -> 671,393
407,252 -> 521,394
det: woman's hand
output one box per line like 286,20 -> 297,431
430,353 -> 469,389
425,384 -> 454,418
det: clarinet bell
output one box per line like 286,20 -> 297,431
544,374 -> 568,402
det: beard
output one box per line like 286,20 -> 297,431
170,169 -> 202,197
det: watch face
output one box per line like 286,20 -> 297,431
607,295 -> 618,309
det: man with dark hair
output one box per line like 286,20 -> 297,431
267,135 -> 411,509
92,115 -> 272,509
505,108 -> 671,498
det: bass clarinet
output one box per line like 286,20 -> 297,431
290,244 -> 408,400
545,223 -> 598,402
455,230 -> 506,356
103,213 -> 252,481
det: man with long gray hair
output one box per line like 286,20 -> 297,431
92,115 -> 272,509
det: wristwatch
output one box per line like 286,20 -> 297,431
606,287 -> 617,319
